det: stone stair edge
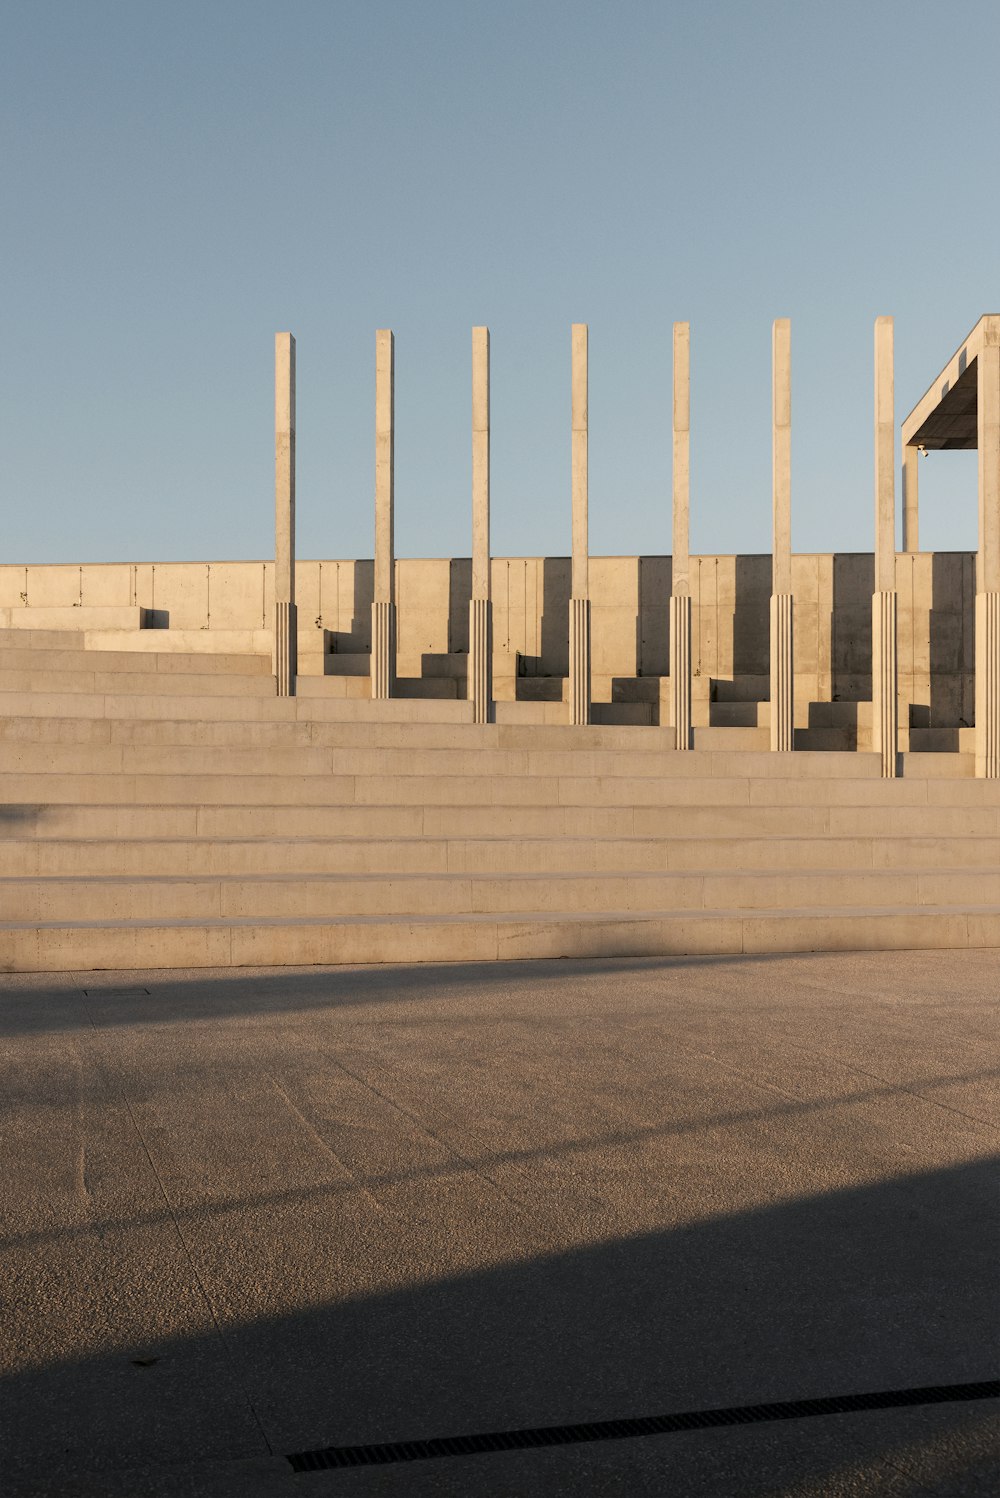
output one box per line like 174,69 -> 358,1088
0,747 -> 911,781
9,830 -> 1000,847
3,907 -> 999,977
0,649 -> 271,675
0,701 -> 976,765
7,867 -> 1000,887
6,903 -> 1000,930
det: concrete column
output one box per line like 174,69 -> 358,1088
568,323 -> 591,726
469,326 -> 492,724
670,321 -> 692,749
371,329 -> 395,699
872,316 -> 898,777
770,318 -> 794,751
274,332 -> 297,697
902,445 -> 919,553
975,330 -> 1000,776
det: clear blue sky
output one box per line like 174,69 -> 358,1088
2,0 -> 997,564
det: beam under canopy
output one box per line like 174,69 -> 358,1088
902,315 -> 1000,451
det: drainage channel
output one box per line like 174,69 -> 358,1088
287,1378 -> 1000,1473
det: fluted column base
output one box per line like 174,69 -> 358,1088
371,600 -> 395,700
568,597 -> 591,727
975,591 -> 1000,778
872,589 -> 898,778
468,597 -> 492,725
274,600 -> 297,698
769,593 -> 794,752
669,595 -> 691,750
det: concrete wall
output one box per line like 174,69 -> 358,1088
0,553 -> 976,728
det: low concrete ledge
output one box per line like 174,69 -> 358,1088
3,906 -> 999,973
84,628 -> 273,654
0,606 -> 150,630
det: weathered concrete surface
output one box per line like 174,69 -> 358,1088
0,950 -> 996,1495
0,551 -> 980,731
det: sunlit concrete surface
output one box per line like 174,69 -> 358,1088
1,950 -> 997,1496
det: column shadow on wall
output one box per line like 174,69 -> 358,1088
732,556 -> 771,681
330,559 -> 373,654
603,555 -> 672,725
800,552 -> 877,749
446,558 -> 472,656
700,556 -> 770,729
516,557 -> 570,700
831,553 -> 874,704
414,558 -> 473,699
929,552 -> 975,741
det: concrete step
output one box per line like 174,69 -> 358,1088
807,701 -> 873,727
6,866 -> 1000,922
324,652 -> 370,676
0,606 -> 149,630
9,832 -> 1000,879
417,652 -> 469,679
4,766 -> 1000,807
7,799 -> 999,841
0,689 -> 477,724
0,646 -> 271,675
298,675 -> 460,699
394,677 -> 462,699
3,904 -> 998,973
906,730 -> 977,755
82,629 -> 272,656
609,676 -> 660,704
493,701 -> 570,724
711,675 -> 770,703
0,667 -> 275,696
692,727 -> 771,750
898,751 -> 975,777
591,702 -> 656,725
309,674 -> 372,697
0,629 -> 87,650
708,701 -> 767,728
0,739 -> 919,783
795,728 -> 873,752
0,713 -> 911,771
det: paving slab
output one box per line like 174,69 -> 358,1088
1,950 -> 997,1495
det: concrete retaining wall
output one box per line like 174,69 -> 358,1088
0,553 -> 976,728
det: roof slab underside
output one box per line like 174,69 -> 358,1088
902,314 -> 1000,451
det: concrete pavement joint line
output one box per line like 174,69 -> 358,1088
3,1064 -> 992,1256
756,1025 -> 1000,1130
323,1047 -> 530,1215
286,1381 -> 1000,1472
78,994 -> 274,1459
267,1074 -> 386,1216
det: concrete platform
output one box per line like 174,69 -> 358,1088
0,951 -> 997,1495
1,624 -> 997,973
0,606 -> 150,630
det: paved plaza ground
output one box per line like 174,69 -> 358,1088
0,950 -> 997,1496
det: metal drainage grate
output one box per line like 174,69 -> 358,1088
287,1379 -> 1000,1473
81,988 -> 151,997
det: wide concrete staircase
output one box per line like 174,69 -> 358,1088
2,626 -> 999,972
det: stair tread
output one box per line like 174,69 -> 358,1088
3,902 -> 997,931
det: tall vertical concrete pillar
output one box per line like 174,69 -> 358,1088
975,324 -> 1000,777
770,318 -> 794,751
670,322 -> 692,750
568,323 -> 591,726
469,327 -> 492,724
371,329 -> 395,700
872,316 -> 899,777
902,444 -> 919,553
274,332 -> 297,697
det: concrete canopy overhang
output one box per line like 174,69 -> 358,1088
902,314 -> 1000,450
